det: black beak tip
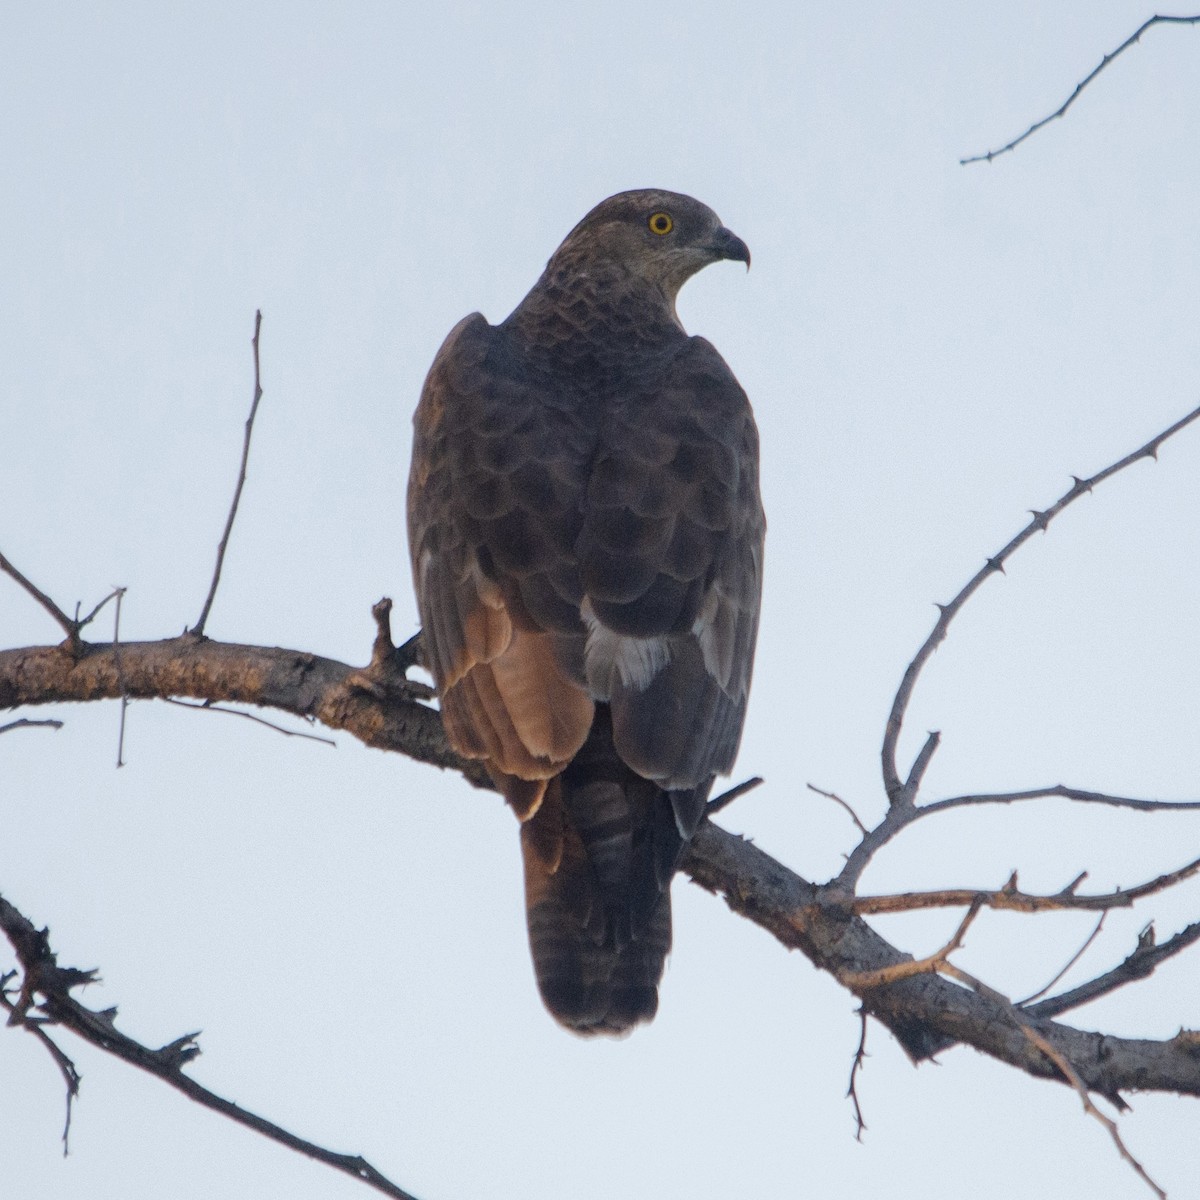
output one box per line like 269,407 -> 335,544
713,226 -> 751,269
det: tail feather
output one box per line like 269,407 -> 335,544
515,705 -> 708,1036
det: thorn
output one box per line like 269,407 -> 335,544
985,557 -> 1006,575
1027,509 -> 1050,532
934,602 -> 948,614
1003,870 -> 1019,892
1137,922 -> 1156,949
1070,475 -> 1094,494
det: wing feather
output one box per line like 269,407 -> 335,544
578,336 -> 764,789
408,314 -> 595,790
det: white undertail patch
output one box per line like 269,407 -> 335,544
581,598 -> 672,697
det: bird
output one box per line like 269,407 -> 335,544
407,189 -> 764,1035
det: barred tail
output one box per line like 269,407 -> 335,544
516,706 -> 708,1036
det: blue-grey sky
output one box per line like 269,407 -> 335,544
3,4 -> 1200,1197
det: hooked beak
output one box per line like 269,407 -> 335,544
710,225 -> 751,269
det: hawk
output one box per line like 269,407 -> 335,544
407,189 -> 764,1035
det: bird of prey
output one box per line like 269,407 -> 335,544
407,189 -> 764,1035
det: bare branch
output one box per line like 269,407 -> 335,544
840,899 -> 983,990
0,969 -> 81,1153
193,310 -> 264,638
881,402 -> 1200,805
834,799 -> 915,890
162,697 -> 337,746
74,587 -> 124,636
851,853 -> 1200,916
0,718 -> 63,736
808,783 -> 869,836
961,14 -> 1200,165
368,597 -> 398,670
1019,913 -> 1106,1007
0,635 -> 484,786
0,550 -> 80,647
923,783 -> 1200,816
1018,1021 -> 1164,1199
846,1011 -> 869,1142
112,587 -> 128,768
354,600 -> 434,701
684,822 -> 1200,1092
898,729 -> 940,806
836,776 -> 1200,893
0,894 -> 421,1200
1029,921 -> 1200,1021
706,775 -> 765,816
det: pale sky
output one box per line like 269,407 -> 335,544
3,4 -> 1200,1198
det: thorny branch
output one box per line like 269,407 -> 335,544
879,401 -> 1200,810
846,1012 -> 869,1141
0,895 -> 421,1200
961,14 -> 1200,165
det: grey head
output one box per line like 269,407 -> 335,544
546,188 -> 750,304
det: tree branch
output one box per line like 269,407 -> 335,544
851,853 -> 1200,915
880,402 -> 1200,807
0,550 -> 81,648
0,717 -> 63,736
1028,920 -> 1200,1020
0,633 -> 486,787
0,895 -> 421,1200
683,822 -> 1200,1094
922,783 -> 1200,816
5,625 -> 1200,1096
961,14 -> 1200,165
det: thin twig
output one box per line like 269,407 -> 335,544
0,894 -> 421,1200
1029,920 -> 1200,1020
808,783 -> 869,836
0,550 -> 79,646
847,1011 -> 869,1141
707,775 -> 765,816
0,718 -> 64,736
113,588 -> 128,768
923,783 -> 1200,816
840,899 -> 983,991
881,402 -> 1200,806
75,587 -> 124,635
1018,1021 -> 1164,1198
836,775 -> 1200,890
896,730 -> 940,808
0,969 -> 81,1153
961,14 -> 1200,165
162,697 -> 337,747
851,852 -> 1200,916
193,310 -> 264,638
1019,913 -> 1107,1007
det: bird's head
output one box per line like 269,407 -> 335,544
549,188 -> 750,301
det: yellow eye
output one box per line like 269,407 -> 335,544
648,211 -> 673,236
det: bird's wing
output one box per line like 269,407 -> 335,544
578,335 -> 764,803
407,313 -> 595,816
